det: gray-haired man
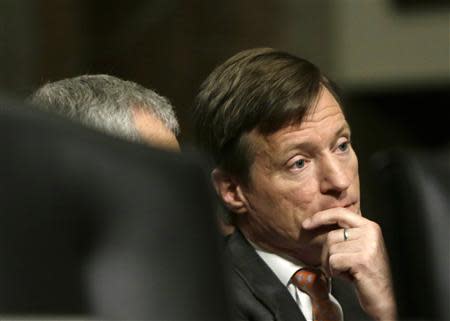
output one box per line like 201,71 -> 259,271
30,74 -> 179,150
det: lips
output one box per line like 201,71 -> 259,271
322,200 -> 358,213
343,201 -> 359,213
344,201 -> 356,208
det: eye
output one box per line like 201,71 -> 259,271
293,159 -> 306,169
287,157 -> 308,172
337,140 -> 351,152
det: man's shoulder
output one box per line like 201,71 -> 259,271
224,231 -> 305,321
223,231 -> 272,320
224,230 -> 262,269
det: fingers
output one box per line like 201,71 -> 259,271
309,209 -> 397,319
327,252 -> 359,277
321,229 -> 363,277
302,207 -> 368,230
326,240 -> 366,276
321,220 -> 393,293
326,227 -> 362,243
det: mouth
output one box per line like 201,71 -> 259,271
344,201 -> 355,208
343,201 -> 359,213
322,200 -> 359,214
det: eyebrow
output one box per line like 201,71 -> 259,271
334,123 -> 351,140
280,123 -> 352,155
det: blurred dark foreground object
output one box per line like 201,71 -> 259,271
371,148 -> 449,321
0,96 -> 229,320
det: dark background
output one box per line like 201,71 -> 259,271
0,0 -> 448,319
1,1 -> 448,144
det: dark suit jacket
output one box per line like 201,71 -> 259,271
0,96 -> 229,320
225,230 -> 370,321
225,230 -> 306,321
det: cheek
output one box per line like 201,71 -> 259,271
290,184 -> 315,208
349,152 -> 360,188
290,185 -> 318,221
350,149 -> 359,173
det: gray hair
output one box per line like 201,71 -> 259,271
29,74 -> 179,143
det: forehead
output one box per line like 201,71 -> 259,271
295,86 -> 344,129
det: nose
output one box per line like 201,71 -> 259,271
318,155 -> 351,195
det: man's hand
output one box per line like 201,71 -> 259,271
302,209 -> 397,321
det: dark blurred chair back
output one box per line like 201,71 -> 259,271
0,97 -> 229,320
371,149 -> 449,321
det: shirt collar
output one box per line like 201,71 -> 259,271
249,240 -> 306,286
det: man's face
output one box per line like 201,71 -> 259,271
237,87 -> 360,265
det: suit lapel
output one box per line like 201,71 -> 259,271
227,231 -> 306,321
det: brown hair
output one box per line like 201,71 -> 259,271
193,48 -> 340,183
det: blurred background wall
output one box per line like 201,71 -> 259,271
0,0 -> 448,319
0,0 -> 448,143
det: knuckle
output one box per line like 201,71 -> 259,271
360,249 -> 376,266
354,260 -> 365,271
326,232 -> 334,245
369,221 -> 381,234
364,221 -> 382,241
329,254 -> 339,267
329,243 -> 337,255
363,252 -> 371,263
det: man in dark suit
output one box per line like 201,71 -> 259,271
0,96 -> 228,320
192,48 -> 397,321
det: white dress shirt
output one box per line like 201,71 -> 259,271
251,242 -> 344,321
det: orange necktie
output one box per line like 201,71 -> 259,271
291,268 -> 342,321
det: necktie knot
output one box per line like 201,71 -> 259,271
291,268 -> 342,321
292,268 -> 330,300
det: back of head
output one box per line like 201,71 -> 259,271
30,74 -> 179,144
193,47 -> 340,182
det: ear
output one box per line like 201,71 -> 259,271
211,168 -> 249,214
